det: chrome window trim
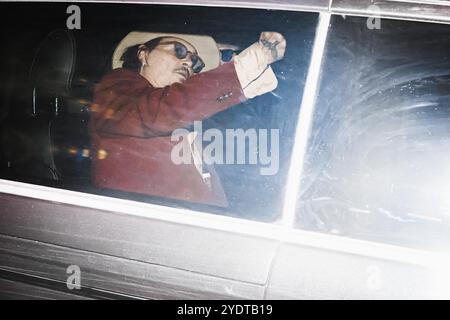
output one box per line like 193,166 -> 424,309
332,0 -> 450,24
389,0 -> 450,7
0,0 -> 331,12
2,0 -> 450,24
280,12 -> 331,228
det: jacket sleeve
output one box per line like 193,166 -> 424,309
91,62 -> 246,138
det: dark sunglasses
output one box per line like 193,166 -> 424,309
159,41 -> 205,74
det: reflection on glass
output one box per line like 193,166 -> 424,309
297,16 -> 450,251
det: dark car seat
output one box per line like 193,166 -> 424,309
0,29 -> 104,186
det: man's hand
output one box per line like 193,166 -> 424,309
258,32 -> 286,64
233,31 -> 286,99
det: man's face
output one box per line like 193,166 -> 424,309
139,37 -> 200,87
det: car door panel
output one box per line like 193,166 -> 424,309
0,191 -> 277,298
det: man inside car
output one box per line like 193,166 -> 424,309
89,31 -> 286,206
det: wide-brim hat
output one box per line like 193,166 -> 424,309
112,31 -> 220,72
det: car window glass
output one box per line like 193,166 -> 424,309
296,15 -> 450,251
0,3 -> 318,221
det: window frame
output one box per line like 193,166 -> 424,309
0,0 -> 449,291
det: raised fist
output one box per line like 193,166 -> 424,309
258,31 -> 286,64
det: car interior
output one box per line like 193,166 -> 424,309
0,3 -> 317,221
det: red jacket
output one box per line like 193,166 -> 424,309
90,63 -> 246,206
